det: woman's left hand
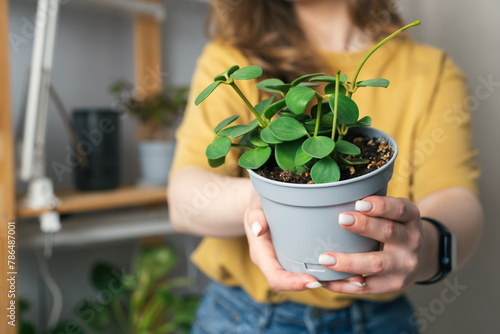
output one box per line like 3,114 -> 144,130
321,195 -> 439,294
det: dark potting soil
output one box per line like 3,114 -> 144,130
255,135 -> 393,184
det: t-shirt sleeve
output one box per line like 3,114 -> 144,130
411,55 -> 479,202
170,43 -> 258,178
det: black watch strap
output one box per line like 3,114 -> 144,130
416,217 -> 455,285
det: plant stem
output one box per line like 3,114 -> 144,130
313,95 -> 323,137
137,297 -> 163,331
348,20 -> 420,98
111,299 -> 129,334
229,82 -> 268,128
151,322 -> 177,334
331,71 -> 341,141
338,124 -> 346,141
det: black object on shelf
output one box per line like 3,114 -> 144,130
72,108 -> 120,191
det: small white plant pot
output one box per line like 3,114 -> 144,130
138,141 -> 176,186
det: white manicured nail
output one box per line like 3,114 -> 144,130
318,254 -> 337,265
350,281 -> 366,288
355,200 -> 372,212
251,221 -> 262,237
339,213 -> 355,225
306,282 -> 322,289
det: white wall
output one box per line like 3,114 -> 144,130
399,1 -> 500,332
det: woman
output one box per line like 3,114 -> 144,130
168,1 -> 483,332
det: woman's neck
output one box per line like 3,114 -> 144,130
292,0 -> 371,52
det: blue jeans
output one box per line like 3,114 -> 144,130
191,281 -> 418,334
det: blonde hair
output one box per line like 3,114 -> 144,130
207,0 -> 403,82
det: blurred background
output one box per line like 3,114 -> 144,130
3,0 -> 499,332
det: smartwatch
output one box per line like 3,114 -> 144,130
416,217 -> 457,285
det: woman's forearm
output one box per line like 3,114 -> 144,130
167,166 -> 254,237
417,187 -> 484,270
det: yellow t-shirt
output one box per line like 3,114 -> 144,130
171,37 -> 479,309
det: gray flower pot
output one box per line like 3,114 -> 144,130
247,127 -> 398,281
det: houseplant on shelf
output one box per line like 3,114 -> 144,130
110,81 -> 189,185
74,245 -> 199,334
195,21 -> 420,281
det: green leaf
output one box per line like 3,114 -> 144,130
195,80 -> 222,105
264,99 -> 286,120
338,155 -> 370,166
260,127 -> 283,144
356,78 -> 390,88
325,83 -> 347,95
352,115 -> 372,127
302,136 -> 335,159
328,93 -> 359,125
311,158 -> 340,183
135,245 -> 177,280
297,82 -> 320,88
227,65 -> 240,76
214,115 -> 239,134
257,78 -> 290,95
257,78 -> 285,94
295,145 -> 314,166
49,321 -> 86,334
311,102 -> 331,118
254,97 -> 275,115
305,113 -> 334,128
91,262 -> 123,295
208,157 -> 226,168
279,111 -> 311,123
75,300 -> 112,330
249,129 -> 268,147
206,136 -> 232,159
285,86 -> 317,115
230,65 -> 263,80
222,119 -> 260,138
309,75 -> 335,83
20,322 -> 36,334
217,126 -> 234,137
275,140 -> 303,170
335,140 -> 361,155
319,113 -> 334,127
214,65 -> 240,81
291,72 -> 324,86
238,146 -> 272,169
268,117 -> 308,141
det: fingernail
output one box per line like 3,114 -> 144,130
306,282 -> 322,289
355,200 -> 372,212
350,281 -> 366,288
251,221 -> 262,237
318,254 -> 337,265
339,213 -> 355,226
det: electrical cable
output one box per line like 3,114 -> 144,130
36,252 -> 63,330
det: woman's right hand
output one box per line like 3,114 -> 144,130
244,190 -> 322,290
244,190 -> 365,291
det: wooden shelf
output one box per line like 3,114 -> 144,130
17,185 -> 167,218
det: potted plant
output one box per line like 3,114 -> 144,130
74,245 -> 199,333
110,81 -> 189,185
195,21 -> 420,281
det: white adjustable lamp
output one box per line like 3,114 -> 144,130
20,0 -> 61,247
